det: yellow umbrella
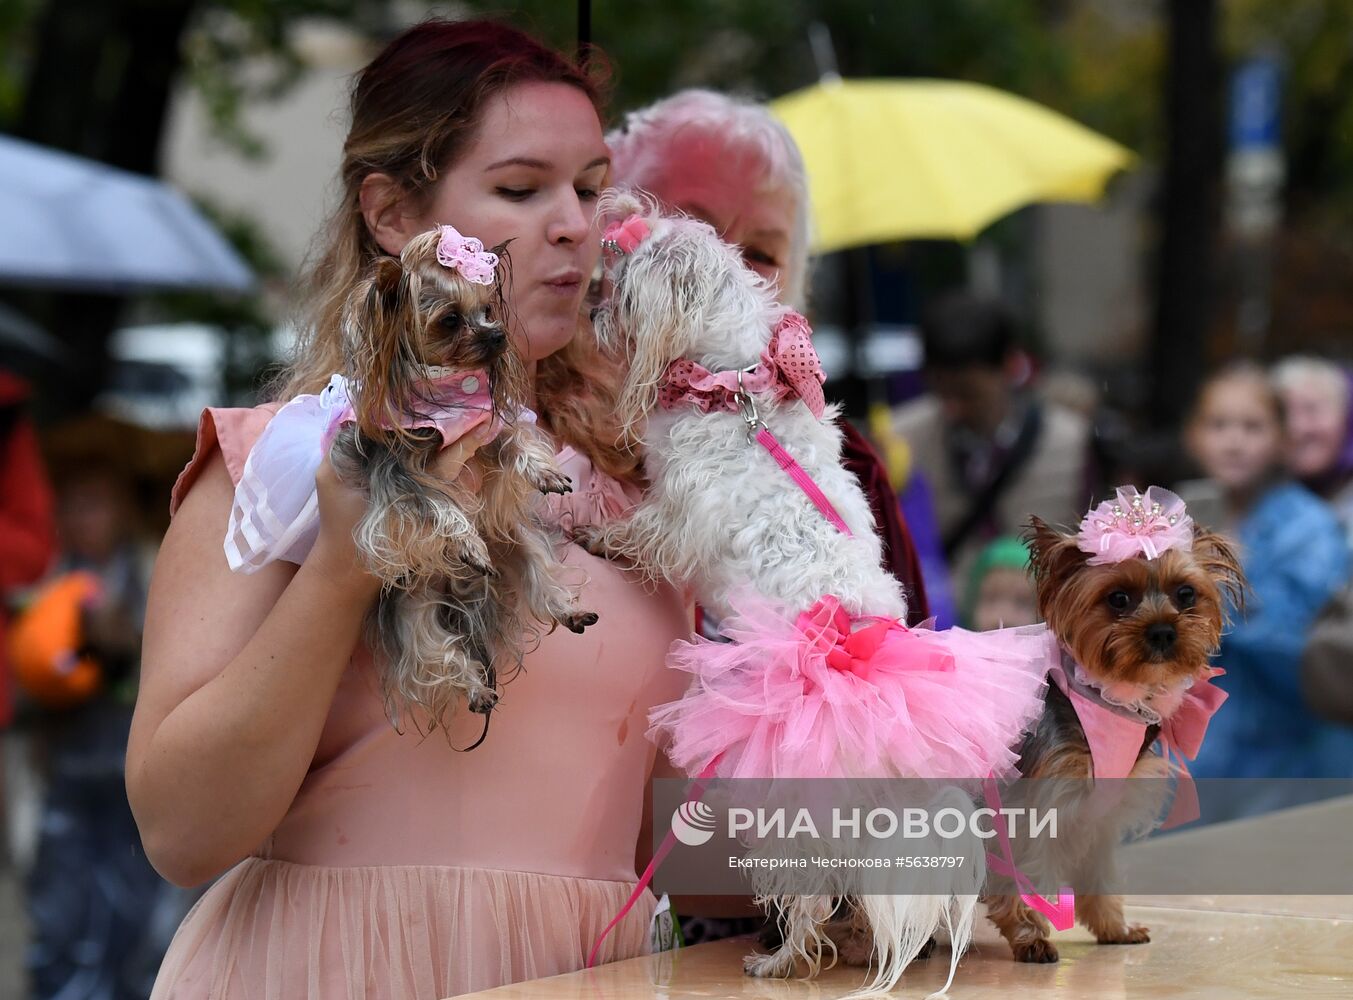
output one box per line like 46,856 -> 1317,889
771,78 -> 1134,253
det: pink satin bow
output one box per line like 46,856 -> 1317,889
762,311 -> 826,418
794,596 -> 953,680
1158,667 -> 1228,827
601,214 -> 651,256
435,226 -> 498,285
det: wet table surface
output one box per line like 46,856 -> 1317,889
458,799 -> 1353,999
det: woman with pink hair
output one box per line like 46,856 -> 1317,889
608,89 -> 929,624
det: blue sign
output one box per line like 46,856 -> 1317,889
1230,56 -> 1282,152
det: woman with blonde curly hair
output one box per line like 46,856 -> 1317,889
127,19 -> 695,998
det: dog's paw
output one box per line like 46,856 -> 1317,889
533,467 -> 573,495
571,526 -> 611,558
1096,924 -> 1150,946
1013,939 -> 1059,963
742,950 -> 793,979
562,610 -> 599,634
836,931 -> 874,968
467,687 -> 499,715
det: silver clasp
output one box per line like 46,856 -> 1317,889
735,370 -> 767,444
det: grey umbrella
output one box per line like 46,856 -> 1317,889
0,133 -> 256,294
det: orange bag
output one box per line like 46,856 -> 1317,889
7,571 -> 104,709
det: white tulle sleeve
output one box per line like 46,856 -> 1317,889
225,375 -> 351,573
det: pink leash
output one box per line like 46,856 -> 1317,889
586,755 -> 722,968
982,777 -> 1076,930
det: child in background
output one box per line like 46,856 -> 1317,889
963,536 -> 1038,631
1183,363 -> 1353,784
17,460 -> 167,999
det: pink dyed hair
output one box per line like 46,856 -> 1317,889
607,88 -> 813,310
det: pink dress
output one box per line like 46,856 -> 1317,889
150,404 -> 692,1000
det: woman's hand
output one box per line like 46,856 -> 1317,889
309,422 -> 500,587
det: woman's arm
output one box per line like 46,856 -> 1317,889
127,426 -> 493,887
126,453 -> 381,886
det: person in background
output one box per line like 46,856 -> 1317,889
891,291 -> 1094,599
1272,355 -> 1353,542
0,368 -> 56,922
962,536 -> 1037,632
15,459 -> 167,999
607,88 -> 930,626
1270,357 -> 1353,732
1182,363 -> 1353,788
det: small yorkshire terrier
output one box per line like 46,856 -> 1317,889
330,226 -> 597,730
986,487 -> 1245,962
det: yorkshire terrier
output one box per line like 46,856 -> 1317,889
986,487 -> 1244,962
330,226 -> 597,731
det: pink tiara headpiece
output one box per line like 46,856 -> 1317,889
1076,486 -> 1194,566
435,225 -> 498,285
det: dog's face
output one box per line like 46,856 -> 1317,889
1026,516 -> 1245,691
342,228 -> 523,438
594,190 -> 778,433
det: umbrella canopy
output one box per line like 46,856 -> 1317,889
0,134 -> 256,294
771,78 -> 1134,253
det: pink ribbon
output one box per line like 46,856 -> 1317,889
795,595 -> 954,681
1157,668 -> 1228,827
435,225 -> 498,285
657,312 -> 827,419
601,214 -> 651,257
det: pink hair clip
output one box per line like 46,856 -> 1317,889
1076,485 -> 1194,566
435,225 -> 498,285
601,214 -> 650,257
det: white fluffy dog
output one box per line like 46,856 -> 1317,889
587,191 -> 1012,996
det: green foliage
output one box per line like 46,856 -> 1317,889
1225,0 -> 1353,218
0,0 -> 43,124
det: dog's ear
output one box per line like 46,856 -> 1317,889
1192,525 -> 1247,619
344,255 -> 422,436
1023,515 -> 1088,619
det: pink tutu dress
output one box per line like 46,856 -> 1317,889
149,403 -> 692,1000
648,591 -> 1048,783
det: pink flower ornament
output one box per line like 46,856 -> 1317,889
435,225 -> 498,285
1076,485 -> 1194,566
601,214 -> 651,257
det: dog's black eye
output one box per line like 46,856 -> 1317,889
439,311 -> 462,330
1107,590 -> 1132,612
1175,585 -> 1196,609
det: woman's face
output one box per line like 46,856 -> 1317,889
1281,378 -> 1348,480
1187,376 -> 1284,494
638,136 -> 797,302
414,82 -> 609,362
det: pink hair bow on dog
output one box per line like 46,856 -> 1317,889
601,214 -> 651,256
1077,485 -> 1194,566
435,225 -> 498,285
762,311 -> 826,419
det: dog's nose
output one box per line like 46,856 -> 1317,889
1145,622 -> 1177,653
482,328 -> 508,353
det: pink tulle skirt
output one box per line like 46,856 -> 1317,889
648,594 -> 1048,781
